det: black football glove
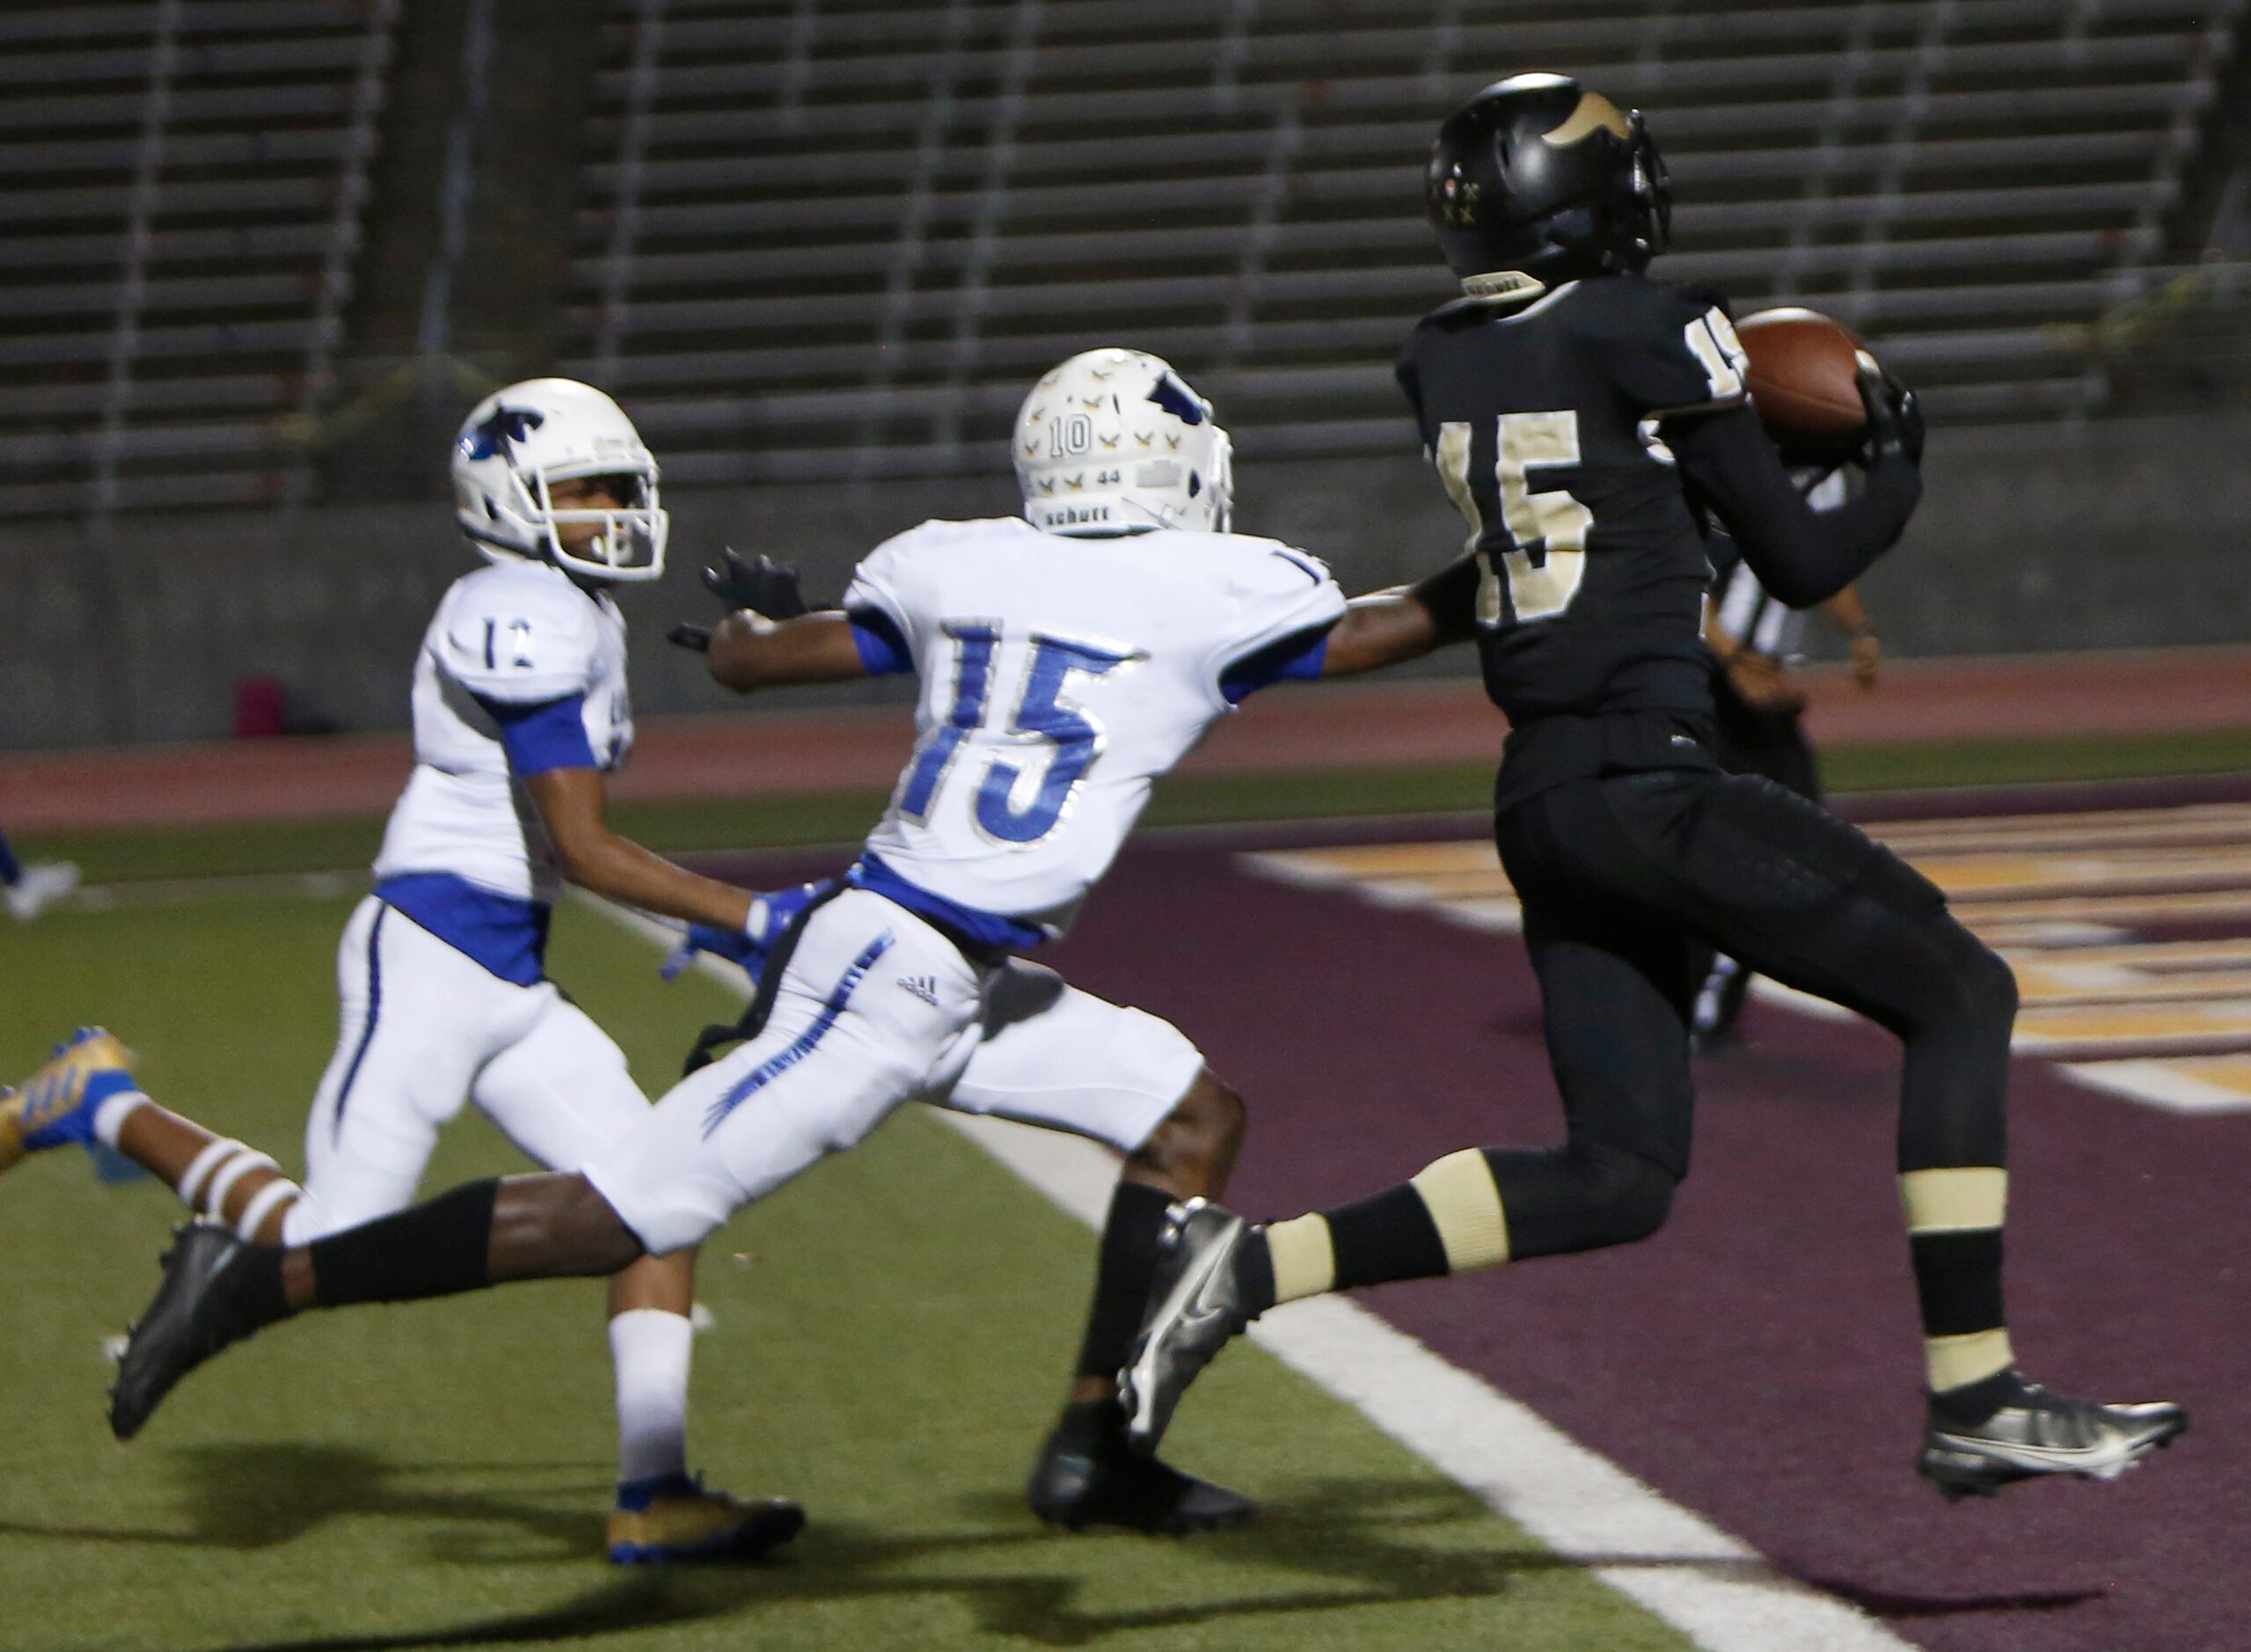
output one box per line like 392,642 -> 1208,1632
705,548 -> 808,619
665,549 -> 810,653
1857,364 -> 1925,467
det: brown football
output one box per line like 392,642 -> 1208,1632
1736,307 -> 1868,461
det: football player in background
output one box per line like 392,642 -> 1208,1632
1122,75 -> 2185,1501
1692,469 -> 1882,1044
0,825 -> 78,921
1,380 -> 802,1564
95,347 -> 1479,1532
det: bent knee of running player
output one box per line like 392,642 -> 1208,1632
490,1172 -> 647,1277
1501,906 -> 1695,1260
1124,1067 -> 1246,1199
1666,774 -> 2015,1167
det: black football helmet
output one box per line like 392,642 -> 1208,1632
1426,73 -> 1671,295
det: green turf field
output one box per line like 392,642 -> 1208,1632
17,723 -> 2251,886
4,729 -> 2240,1648
0,895 -> 1690,1651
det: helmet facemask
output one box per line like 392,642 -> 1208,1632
1612,113 -> 1672,268
453,380 -> 670,583
524,466 -> 668,582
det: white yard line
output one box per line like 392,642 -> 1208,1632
63,870 -> 368,909
582,892 -> 1910,1652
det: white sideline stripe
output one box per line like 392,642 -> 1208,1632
943,1112 -> 1909,1652
579,893 -> 1909,1652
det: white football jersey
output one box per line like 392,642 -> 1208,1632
374,559 -> 632,903
847,517 -> 1345,937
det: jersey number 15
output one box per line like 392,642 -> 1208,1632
1435,411 -> 1594,625
898,625 -> 1141,844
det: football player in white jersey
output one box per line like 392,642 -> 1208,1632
97,348 -> 1477,1533
1,379 -> 801,1564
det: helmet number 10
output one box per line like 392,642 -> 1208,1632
1435,412 -> 1594,625
1049,414 -> 1095,458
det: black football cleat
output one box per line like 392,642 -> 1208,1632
1119,1198 -> 1255,1456
110,1223 -> 282,1440
1918,1376 -> 2187,1502
1027,1424 -> 1255,1536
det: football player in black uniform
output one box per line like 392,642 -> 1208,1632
1122,74 -> 2185,1500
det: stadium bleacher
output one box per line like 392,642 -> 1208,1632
564,0 -> 2242,483
0,1 -> 2238,520
0,0 -> 398,520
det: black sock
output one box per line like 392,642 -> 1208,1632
1910,1229 -> 2007,1341
309,1179 -> 500,1307
233,1242 -> 293,1331
1911,1226 -> 2014,1419
1326,1183 -> 1450,1290
1930,1367 -> 2031,1426
1074,1181 -> 1175,1380
1050,1396 -> 1127,1452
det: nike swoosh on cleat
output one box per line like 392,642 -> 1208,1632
1929,1434 -> 2148,1471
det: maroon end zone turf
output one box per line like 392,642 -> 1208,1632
695,784 -> 2247,1651
1031,837 -> 2245,1652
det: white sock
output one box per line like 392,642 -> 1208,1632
91,1091 -> 149,1151
609,1307 -> 693,1488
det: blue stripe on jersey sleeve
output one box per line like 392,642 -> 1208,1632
1217,623 -> 1334,705
473,691 -> 599,774
847,605 -> 913,676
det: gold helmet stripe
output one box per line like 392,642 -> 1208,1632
1541,91 -> 1632,148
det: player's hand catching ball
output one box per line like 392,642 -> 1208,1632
1856,362 -> 1924,466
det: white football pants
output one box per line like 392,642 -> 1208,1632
283,895 -> 653,1245
588,888 -> 1202,1254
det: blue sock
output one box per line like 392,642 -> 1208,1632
0,827 -> 20,888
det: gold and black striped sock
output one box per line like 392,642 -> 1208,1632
1244,1149 -> 1513,1312
1902,1166 -> 2016,1419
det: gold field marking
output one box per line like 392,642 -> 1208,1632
1246,794 -> 2251,1106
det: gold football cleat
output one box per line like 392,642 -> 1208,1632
1,1028 -> 137,1173
606,1478 -> 805,1565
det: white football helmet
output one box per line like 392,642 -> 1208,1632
451,377 -> 669,581
1014,347 -> 1232,536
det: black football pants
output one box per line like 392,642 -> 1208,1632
1487,766 -> 2016,1261
1689,667 -> 1824,1035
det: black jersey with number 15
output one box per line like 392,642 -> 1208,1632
1397,274 -> 1750,728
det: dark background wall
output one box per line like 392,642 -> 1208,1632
5,410 -> 2246,751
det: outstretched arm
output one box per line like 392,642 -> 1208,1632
1319,553 -> 1481,678
706,610 -> 873,692
524,766 -> 756,931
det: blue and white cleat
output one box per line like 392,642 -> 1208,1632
1,1027 -> 143,1173
606,1473 -> 805,1565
